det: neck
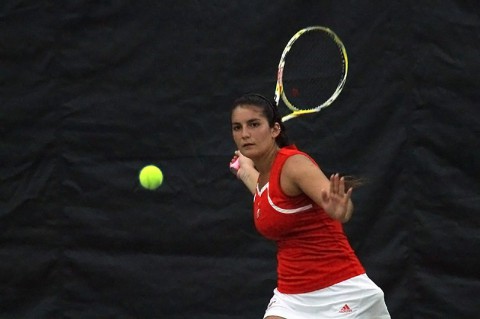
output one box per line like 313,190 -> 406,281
254,145 -> 280,176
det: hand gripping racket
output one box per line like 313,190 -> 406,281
230,26 -> 348,172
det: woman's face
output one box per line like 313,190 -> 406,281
231,104 -> 279,160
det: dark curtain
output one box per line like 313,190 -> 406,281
1,1 -> 479,318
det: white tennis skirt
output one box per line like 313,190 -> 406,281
263,274 -> 390,319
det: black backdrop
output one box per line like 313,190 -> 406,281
1,1 -> 479,318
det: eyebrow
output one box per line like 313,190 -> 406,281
232,118 -> 261,125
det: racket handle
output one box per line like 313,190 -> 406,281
229,157 -> 240,175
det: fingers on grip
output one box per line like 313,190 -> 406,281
229,157 -> 240,174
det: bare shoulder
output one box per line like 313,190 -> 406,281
281,153 -> 330,196
280,154 -> 321,196
283,154 -> 318,175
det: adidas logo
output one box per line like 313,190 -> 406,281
339,304 -> 353,313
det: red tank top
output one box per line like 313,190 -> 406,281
253,145 -> 365,294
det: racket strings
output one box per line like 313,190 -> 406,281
282,30 -> 346,111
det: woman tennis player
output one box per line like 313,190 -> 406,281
230,94 -> 390,319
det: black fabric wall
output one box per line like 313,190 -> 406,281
1,1 -> 479,318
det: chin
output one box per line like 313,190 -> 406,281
242,150 -> 258,160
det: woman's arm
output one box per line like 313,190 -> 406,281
230,151 -> 258,195
281,154 -> 354,223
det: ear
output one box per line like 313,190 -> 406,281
271,122 -> 281,138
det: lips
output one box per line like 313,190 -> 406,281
242,143 -> 254,148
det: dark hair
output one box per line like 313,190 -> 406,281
232,93 -> 291,147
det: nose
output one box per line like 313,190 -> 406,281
240,126 -> 251,139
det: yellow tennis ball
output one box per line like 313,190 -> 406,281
139,165 -> 163,190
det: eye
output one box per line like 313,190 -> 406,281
249,121 -> 260,128
232,124 -> 241,131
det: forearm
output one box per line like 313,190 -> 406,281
237,166 -> 259,195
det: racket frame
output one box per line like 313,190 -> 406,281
274,26 -> 349,122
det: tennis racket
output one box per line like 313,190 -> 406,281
230,26 -> 348,172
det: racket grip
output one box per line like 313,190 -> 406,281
229,157 -> 240,175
